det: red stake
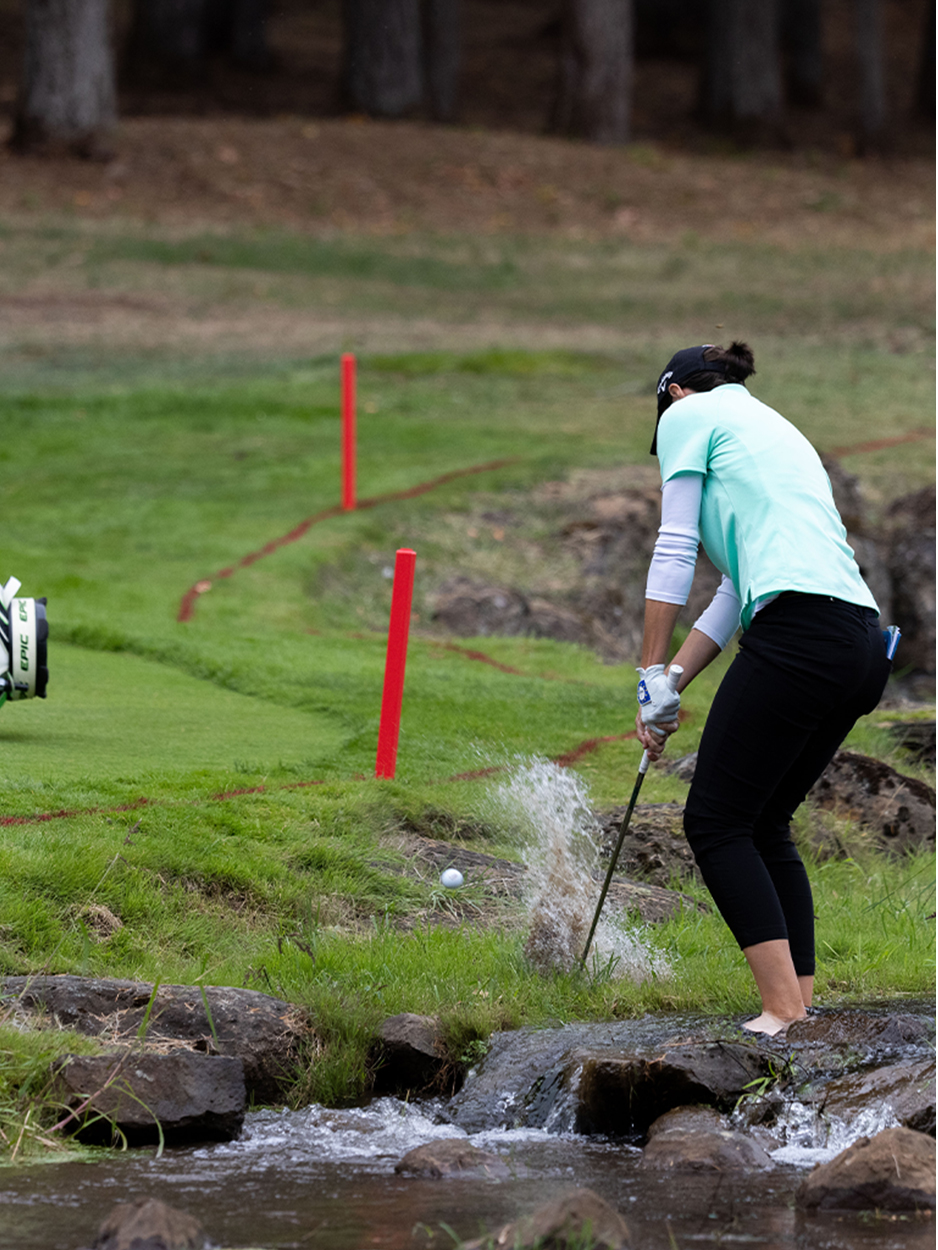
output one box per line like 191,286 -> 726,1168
341,352 -> 357,511
375,549 -> 416,779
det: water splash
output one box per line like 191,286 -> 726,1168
490,756 -> 670,982
762,1098 -> 902,1168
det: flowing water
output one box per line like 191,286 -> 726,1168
1,1058 -> 933,1250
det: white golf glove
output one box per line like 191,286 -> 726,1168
636,664 -> 681,736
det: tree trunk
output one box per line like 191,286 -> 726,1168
203,0 -> 271,70
700,0 -> 784,137
914,0 -> 934,122
128,0 -> 209,68
11,0 -> 117,158
423,0 -> 460,122
342,0 -> 424,118
553,0 -> 633,144
780,0 -> 822,107
855,0 -> 886,151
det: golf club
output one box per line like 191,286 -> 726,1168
580,664 -> 683,967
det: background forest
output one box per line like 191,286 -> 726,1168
2,0 -> 935,160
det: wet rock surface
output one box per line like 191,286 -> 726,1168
820,1059 -> 936,1136
796,1126 -> 937,1211
395,1137 -> 511,1178
640,1125 -> 775,1171
53,1051 -> 246,1145
462,1187 -> 633,1250
86,1197 -> 207,1250
1,975 -> 308,1104
444,1003 -> 937,1154
371,1012 -> 449,1097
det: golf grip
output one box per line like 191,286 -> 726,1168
580,664 -> 683,967
639,664 -> 683,774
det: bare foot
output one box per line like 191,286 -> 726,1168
742,1011 -> 805,1037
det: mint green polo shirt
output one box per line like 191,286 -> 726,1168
655,385 -> 878,631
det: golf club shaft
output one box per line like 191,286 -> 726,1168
580,665 -> 683,967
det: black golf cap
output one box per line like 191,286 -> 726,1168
651,344 -> 728,455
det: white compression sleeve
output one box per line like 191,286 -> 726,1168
693,575 -> 742,649
645,473 -> 704,605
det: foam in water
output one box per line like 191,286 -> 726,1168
490,756 -> 670,981
741,1098 -> 904,1168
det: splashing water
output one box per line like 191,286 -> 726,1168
491,757 -> 670,982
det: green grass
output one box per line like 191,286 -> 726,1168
0,212 -> 933,1149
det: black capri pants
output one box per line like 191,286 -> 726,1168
683,593 -> 891,977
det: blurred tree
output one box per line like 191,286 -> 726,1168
10,0 -> 117,157
854,0 -> 885,150
423,0 -> 460,121
780,0 -> 823,106
700,0 -> 784,137
342,0 -> 424,116
204,0 -> 272,70
127,0 -> 270,74
553,0 -> 634,143
914,0 -> 935,121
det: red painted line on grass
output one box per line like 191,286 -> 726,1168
0,731 -> 640,826
177,458 -> 520,622
827,428 -> 934,457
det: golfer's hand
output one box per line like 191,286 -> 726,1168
635,712 -> 679,761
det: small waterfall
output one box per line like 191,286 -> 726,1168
490,757 -> 670,981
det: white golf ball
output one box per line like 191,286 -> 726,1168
440,868 -> 464,889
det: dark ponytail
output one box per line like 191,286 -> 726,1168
681,341 -> 756,393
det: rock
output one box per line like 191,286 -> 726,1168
53,1051 -> 245,1145
887,485 -> 936,674
89,1197 -> 206,1250
785,1010 -> 934,1072
463,1187 -> 632,1250
395,1137 -> 511,1178
821,1059 -> 936,1137
796,1125 -> 936,1211
806,750 -> 936,856
640,1126 -> 775,1171
2,975 -> 307,1104
371,1013 -> 448,1096
646,1105 -> 729,1138
431,578 -> 533,638
575,1042 -> 773,1136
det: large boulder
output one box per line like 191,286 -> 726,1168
53,1051 -> 245,1145
462,1187 -> 632,1250
796,1126 -> 936,1211
2,975 -> 308,1104
88,1198 -> 207,1250
807,751 -> 936,856
574,1042 -> 772,1136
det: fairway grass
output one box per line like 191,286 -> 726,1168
0,207 -> 933,1146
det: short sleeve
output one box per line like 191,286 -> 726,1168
655,396 -> 713,483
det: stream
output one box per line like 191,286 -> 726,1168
2,1001 -> 933,1250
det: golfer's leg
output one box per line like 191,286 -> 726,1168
684,648 -> 819,1030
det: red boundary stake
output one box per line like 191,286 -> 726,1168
177,458 -> 518,622
341,353 -> 357,511
375,549 -> 416,779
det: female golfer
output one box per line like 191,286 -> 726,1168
636,342 -> 891,1036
